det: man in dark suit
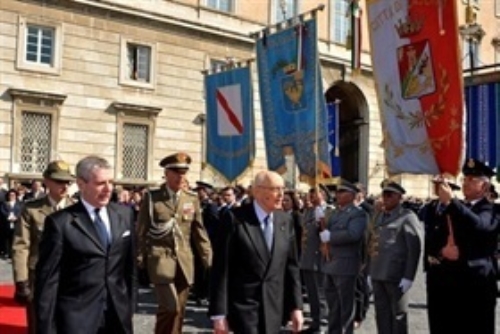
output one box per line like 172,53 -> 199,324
192,181 -> 219,305
419,175 -> 460,334
35,155 -> 135,334
430,158 -> 499,334
209,170 -> 303,334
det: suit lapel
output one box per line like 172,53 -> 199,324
71,202 -> 105,252
241,204 -> 270,264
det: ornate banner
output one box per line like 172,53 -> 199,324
204,66 -> 255,183
256,18 -> 330,184
367,0 -> 464,176
464,71 -> 500,174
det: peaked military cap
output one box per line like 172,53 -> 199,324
159,152 -> 191,170
194,181 -> 213,190
43,160 -> 75,182
335,179 -> 359,193
462,158 -> 495,178
381,179 -> 406,195
431,175 -> 460,191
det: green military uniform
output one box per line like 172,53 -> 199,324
11,160 -> 74,334
137,153 -> 212,334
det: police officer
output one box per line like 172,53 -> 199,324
11,160 -> 75,334
137,152 -> 212,334
368,181 -> 422,334
431,158 -> 499,334
320,179 -> 368,334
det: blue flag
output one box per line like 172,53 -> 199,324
204,67 -> 255,183
327,103 -> 341,176
464,72 -> 500,175
256,18 -> 330,184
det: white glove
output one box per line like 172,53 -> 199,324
314,206 -> 325,221
367,276 -> 373,291
399,278 -> 413,294
319,230 -> 331,243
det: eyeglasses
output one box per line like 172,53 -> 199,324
258,185 -> 285,193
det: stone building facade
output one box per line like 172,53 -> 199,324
0,0 -> 499,197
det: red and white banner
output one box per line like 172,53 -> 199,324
367,0 -> 464,176
216,85 -> 244,136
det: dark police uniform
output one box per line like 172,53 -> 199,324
425,159 -> 499,334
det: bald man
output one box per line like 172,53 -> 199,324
209,171 -> 303,334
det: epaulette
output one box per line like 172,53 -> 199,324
148,188 -> 163,201
182,189 -> 198,197
24,196 -> 48,209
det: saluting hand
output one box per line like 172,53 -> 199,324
437,180 -> 453,205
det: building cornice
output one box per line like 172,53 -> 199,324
71,0 -> 256,44
7,88 -> 67,104
111,102 -> 162,117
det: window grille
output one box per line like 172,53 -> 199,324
20,111 -> 52,173
127,44 -> 151,82
122,123 -> 148,179
26,25 -> 54,65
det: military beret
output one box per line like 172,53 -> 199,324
335,179 -> 359,194
381,179 -> 406,195
462,158 -> 495,178
43,160 -> 75,182
159,152 -> 191,170
431,175 -> 460,191
194,181 -> 213,190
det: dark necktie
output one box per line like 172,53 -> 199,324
263,215 -> 273,251
94,208 -> 110,248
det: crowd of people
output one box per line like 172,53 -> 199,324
1,153 -> 499,334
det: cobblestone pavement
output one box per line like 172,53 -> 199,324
1,258 -> 499,333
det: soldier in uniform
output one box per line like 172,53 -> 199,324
137,152 -> 212,334
299,186 -> 333,333
429,159 -> 499,334
319,180 -> 368,334
11,160 -> 75,334
368,181 -> 422,334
